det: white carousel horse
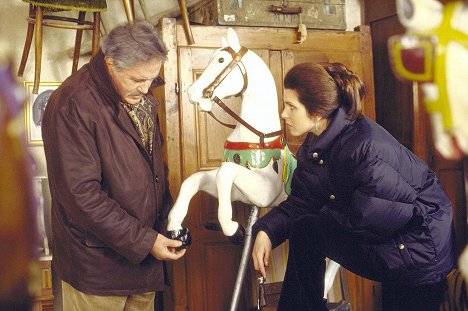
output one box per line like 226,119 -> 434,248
389,0 -> 468,159
166,28 -> 340,304
167,28 -> 295,241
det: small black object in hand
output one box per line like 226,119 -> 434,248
166,228 -> 192,251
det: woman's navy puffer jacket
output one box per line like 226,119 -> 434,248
253,108 -> 456,286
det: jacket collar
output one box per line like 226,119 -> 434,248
89,51 -> 163,167
89,50 -> 121,107
305,107 -> 353,157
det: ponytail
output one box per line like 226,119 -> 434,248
284,62 -> 365,121
321,63 -> 365,121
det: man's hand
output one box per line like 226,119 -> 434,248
150,233 -> 186,261
252,230 -> 272,279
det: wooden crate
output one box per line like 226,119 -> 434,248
189,0 -> 346,30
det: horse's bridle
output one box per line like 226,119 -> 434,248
201,46 -> 282,146
202,46 -> 249,99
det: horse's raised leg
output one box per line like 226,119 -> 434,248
215,162 -> 241,238
216,160 -> 285,243
167,169 -> 219,232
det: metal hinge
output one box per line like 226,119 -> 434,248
175,82 -> 179,95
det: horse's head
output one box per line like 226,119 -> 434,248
388,0 -> 468,159
187,28 -> 248,112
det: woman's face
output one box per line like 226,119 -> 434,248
282,89 -> 317,136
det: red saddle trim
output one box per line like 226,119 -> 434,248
224,136 -> 283,150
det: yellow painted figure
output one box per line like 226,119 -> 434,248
388,0 -> 468,159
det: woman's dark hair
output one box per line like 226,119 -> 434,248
284,62 -> 365,121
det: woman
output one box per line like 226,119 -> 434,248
252,63 -> 455,310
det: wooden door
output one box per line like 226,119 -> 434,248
157,18 -> 378,311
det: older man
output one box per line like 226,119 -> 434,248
42,21 -> 185,310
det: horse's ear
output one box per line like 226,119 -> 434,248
221,37 -> 228,48
226,28 -> 241,52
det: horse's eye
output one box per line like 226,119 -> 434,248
218,58 -> 224,63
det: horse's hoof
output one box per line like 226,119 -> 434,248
166,228 -> 192,251
228,225 -> 245,246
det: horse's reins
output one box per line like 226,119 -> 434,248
202,46 -> 283,147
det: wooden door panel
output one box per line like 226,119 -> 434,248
369,15 -> 415,150
203,241 -> 244,311
436,159 -> 468,255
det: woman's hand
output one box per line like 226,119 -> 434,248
252,230 -> 272,279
